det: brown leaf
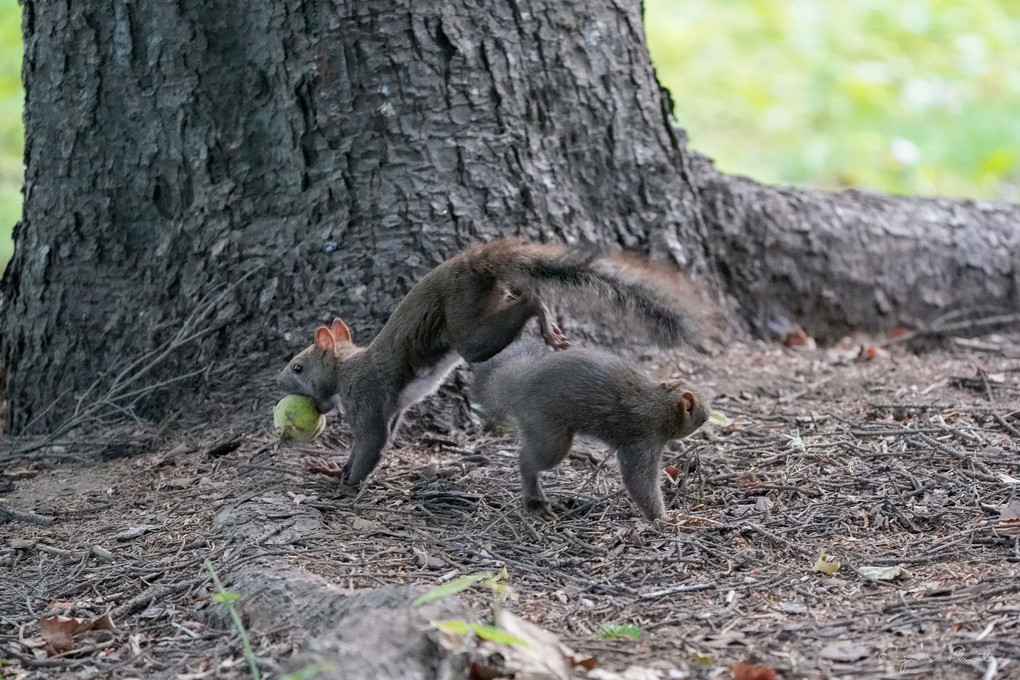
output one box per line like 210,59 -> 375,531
39,616 -> 85,655
732,661 -> 778,680
781,324 -> 816,350
566,651 -> 598,671
468,661 -> 504,680
38,612 -> 117,656
664,465 -> 681,483
92,613 -> 116,631
856,346 -> 890,362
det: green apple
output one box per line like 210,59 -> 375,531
273,395 -> 326,442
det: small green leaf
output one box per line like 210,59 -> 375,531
212,590 -> 241,605
491,582 -> 514,600
469,624 -> 530,647
599,623 -> 642,641
280,662 -> 334,680
783,431 -> 806,452
686,651 -> 713,667
708,410 -> 730,426
413,572 -> 493,607
812,554 -> 840,575
432,620 -> 530,648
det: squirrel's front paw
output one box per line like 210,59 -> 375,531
523,497 -> 558,520
650,510 -> 682,534
305,456 -> 343,478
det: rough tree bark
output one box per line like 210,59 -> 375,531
1,0 -> 1018,432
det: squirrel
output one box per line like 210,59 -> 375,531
278,239 -> 703,486
472,338 -> 708,521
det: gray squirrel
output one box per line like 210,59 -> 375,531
472,338 -> 708,520
279,239 -> 703,486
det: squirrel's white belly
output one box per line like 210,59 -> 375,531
396,352 -> 463,411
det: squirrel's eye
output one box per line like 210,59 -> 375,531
293,364 -> 303,374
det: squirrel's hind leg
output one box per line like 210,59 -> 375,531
517,423 -> 574,517
536,301 -> 570,350
446,284 -> 541,362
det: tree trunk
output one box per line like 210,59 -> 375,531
1,0 -> 1017,433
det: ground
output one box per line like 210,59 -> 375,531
1,334 -> 1019,680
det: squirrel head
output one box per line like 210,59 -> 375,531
675,389 -> 709,438
661,380 -> 709,438
278,318 -> 359,413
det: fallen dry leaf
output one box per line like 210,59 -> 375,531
568,652 -> 598,671
833,335 -> 858,349
351,517 -> 387,534
996,518 -> 1020,534
39,616 -> 79,655
857,565 -> 907,581
115,524 -> 157,541
413,546 -> 447,569
856,346 -> 890,362
663,466 -> 681,483
38,613 -> 114,656
92,613 -> 116,631
991,501 -> 1020,534
812,554 -> 840,575
781,324 -> 816,350
732,660 -> 778,680
3,466 -> 37,479
777,601 -> 807,614
819,640 -> 869,662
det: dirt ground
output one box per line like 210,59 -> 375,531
2,334 -> 1019,680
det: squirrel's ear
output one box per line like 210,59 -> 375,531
314,327 -> 336,352
678,392 -> 697,419
330,318 -> 352,343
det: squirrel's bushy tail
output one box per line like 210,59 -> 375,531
471,337 -> 547,423
471,240 -> 701,348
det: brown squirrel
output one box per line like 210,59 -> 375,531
472,338 -> 708,520
279,239 -> 702,485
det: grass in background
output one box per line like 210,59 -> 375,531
644,0 -> 1020,200
0,2 -> 1019,273
0,0 -> 20,273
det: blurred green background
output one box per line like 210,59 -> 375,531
645,0 -> 1020,200
0,1 -> 1019,273
0,0 -> 21,274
